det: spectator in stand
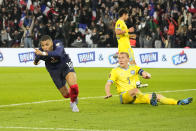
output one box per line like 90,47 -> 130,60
6,27 -> 14,47
85,29 -> 94,48
167,17 -> 178,48
138,18 -> 147,48
143,33 -> 154,48
0,29 -> 7,47
154,27 -> 164,48
62,18 -> 72,47
71,36 -> 83,47
91,28 -> 99,47
21,16 -> 35,48
70,27 -> 82,47
12,30 -> 23,48
32,27 -> 41,48
175,25 -> 187,48
38,22 -> 48,36
186,25 -> 195,48
191,13 -> 196,47
1,0 -> 196,48
55,22 -> 65,44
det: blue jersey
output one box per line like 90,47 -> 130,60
34,40 -> 72,72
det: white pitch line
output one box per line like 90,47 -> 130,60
0,99 -> 64,108
0,89 -> 195,108
146,88 -> 196,94
0,126 -> 119,131
0,96 -> 105,108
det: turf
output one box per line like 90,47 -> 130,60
0,67 -> 196,131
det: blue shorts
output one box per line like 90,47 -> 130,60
49,61 -> 75,89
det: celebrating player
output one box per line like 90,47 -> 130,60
104,52 -> 193,106
34,35 -> 79,112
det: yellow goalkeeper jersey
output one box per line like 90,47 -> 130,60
108,65 -> 141,94
115,19 -> 131,53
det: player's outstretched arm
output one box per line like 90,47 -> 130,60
47,45 -> 64,57
34,48 -> 48,56
33,60 -> 40,65
142,71 -> 151,79
104,81 -> 112,99
34,48 -> 43,65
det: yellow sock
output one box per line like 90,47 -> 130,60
160,97 -> 178,105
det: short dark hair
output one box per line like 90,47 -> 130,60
118,8 -> 128,17
40,35 -> 52,42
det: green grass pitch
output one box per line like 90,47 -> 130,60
0,67 -> 196,131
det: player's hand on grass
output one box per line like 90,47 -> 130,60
104,94 -> 112,99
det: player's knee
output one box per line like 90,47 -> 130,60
134,88 -> 140,93
156,94 -> 163,101
129,88 -> 139,96
66,72 -> 77,86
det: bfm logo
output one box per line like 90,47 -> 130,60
0,52 -> 3,62
108,53 -> 118,65
77,51 -> 95,63
172,51 -> 188,65
18,52 -> 35,63
140,52 -> 158,64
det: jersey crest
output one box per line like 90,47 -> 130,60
56,43 -> 60,46
50,57 -> 59,63
131,70 -> 135,75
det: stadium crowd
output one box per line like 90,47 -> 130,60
0,0 -> 196,48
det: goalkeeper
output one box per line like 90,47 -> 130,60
104,52 -> 193,106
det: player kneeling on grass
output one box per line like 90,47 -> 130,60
34,35 -> 79,112
104,52 -> 193,106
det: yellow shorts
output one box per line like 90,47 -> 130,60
120,91 -> 150,104
120,91 -> 135,104
119,47 -> 135,62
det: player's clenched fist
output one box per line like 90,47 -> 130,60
34,48 -> 48,56
142,71 -> 151,79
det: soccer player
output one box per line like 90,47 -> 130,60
104,52 -> 193,106
115,8 -> 135,64
115,8 -> 146,88
34,35 -> 79,112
